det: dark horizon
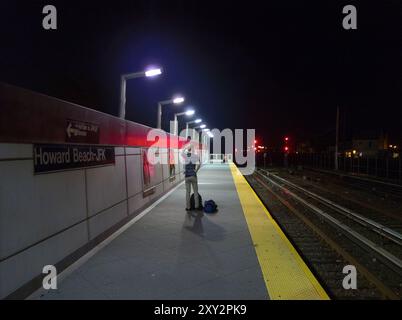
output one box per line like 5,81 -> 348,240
1,0 -> 401,148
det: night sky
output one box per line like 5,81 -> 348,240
1,0 -> 401,148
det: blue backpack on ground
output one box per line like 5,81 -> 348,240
203,200 -> 218,214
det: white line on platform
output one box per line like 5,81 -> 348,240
27,180 -> 185,300
198,182 -> 233,185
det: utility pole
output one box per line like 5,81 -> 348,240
335,106 -> 340,170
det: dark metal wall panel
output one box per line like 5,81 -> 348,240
0,83 -> 200,150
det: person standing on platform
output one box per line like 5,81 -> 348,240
182,137 -> 201,211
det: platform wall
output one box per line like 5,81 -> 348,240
0,83 -> 206,299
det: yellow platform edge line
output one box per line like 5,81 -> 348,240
229,163 -> 330,300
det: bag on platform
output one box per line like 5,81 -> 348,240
203,200 -> 218,214
190,193 -> 203,210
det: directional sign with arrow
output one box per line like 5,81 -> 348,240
65,119 -> 99,143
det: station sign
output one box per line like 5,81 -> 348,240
65,119 -> 100,143
33,144 -> 115,174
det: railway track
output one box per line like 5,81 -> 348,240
277,168 -> 402,232
247,168 -> 402,299
259,169 -> 402,248
285,173 -> 402,228
305,167 -> 402,200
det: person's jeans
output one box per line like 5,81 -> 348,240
185,176 -> 199,209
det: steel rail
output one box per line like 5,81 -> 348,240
258,168 -> 402,246
255,169 -> 402,275
251,174 -> 399,299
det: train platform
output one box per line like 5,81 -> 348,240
31,163 -> 329,300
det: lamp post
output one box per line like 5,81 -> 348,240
173,109 -> 195,136
185,118 -> 202,138
335,106 -> 340,170
191,124 -> 206,141
201,130 -> 208,162
202,128 -> 210,143
157,96 -> 185,129
201,130 -> 213,162
119,67 -> 162,119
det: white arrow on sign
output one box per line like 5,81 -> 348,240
67,122 -> 73,138
67,122 -> 86,138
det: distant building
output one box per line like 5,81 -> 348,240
344,132 -> 392,158
296,131 -> 400,159
296,141 -> 314,154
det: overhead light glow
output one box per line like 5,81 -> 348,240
195,119 -> 202,123
173,97 -> 185,104
200,124 -> 206,128
145,68 -> 162,77
185,110 -> 195,116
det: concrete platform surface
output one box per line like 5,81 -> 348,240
36,164 -> 269,300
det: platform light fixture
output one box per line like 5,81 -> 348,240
157,95 -> 185,129
173,109 -> 196,135
185,118 -> 203,138
119,66 -> 163,119
145,68 -> 162,77
173,97 -> 185,104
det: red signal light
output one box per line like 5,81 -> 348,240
284,146 -> 289,152
285,137 -> 289,141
